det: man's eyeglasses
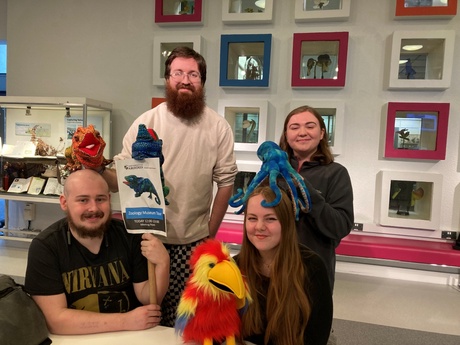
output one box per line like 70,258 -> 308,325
169,71 -> 201,82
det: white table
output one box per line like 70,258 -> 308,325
49,326 -> 187,345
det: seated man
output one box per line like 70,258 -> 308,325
24,169 -> 170,335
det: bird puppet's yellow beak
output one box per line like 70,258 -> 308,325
208,259 -> 245,300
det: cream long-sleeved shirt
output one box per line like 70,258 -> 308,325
114,103 -> 237,244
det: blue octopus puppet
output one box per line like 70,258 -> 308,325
229,141 -> 311,220
131,124 -> 169,205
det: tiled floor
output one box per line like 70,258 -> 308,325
1,238 -> 459,337
333,271 -> 460,336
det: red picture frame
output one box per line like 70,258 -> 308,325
152,97 -> 166,108
385,102 -> 450,160
395,0 -> 457,18
154,0 -> 202,24
291,32 -> 349,88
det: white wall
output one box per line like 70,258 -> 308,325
5,0 -> 460,240
0,0 -> 6,41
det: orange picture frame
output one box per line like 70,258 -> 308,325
395,0 -> 457,18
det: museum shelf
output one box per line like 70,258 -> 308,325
0,96 -> 112,242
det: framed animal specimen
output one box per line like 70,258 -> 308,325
152,35 -> 203,85
291,32 -> 349,87
394,0 -> 457,19
154,0 -> 203,25
217,99 -> 268,152
376,170 -> 442,231
224,160 -> 262,222
387,30 -> 455,90
222,0 -> 274,24
384,102 -> 449,160
294,0 -> 351,22
219,34 -> 272,87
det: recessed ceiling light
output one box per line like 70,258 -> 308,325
402,45 -> 423,51
255,0 -> 265,9
399,59 -> 408,64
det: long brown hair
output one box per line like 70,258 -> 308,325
239,186 -> 311,345
279,105 -> 334,165
164,46 -> 207,85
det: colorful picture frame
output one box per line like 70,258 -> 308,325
218,99 -> 268,152
151,97 -> 166,108
291,32 -> 349,88
289,100 -> 345,156
152,35 -> 202,85
377,170 -> 442,231
154,0 -> 203,25
295,0 -> 351,22
219,34 -> 272,87
222,0 -> 274,24
395,0 -> 457,19
384,102 -> 449,160
224,160 -> 262,222
387,30 -> 455,90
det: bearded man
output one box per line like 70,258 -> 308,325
100,47 -> 237,326
24,169 -> 170,334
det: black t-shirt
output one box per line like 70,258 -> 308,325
25,218 -> 148,313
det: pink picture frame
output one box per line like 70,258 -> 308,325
154,0 -> 203,25
385,102 -> 450,160
291,32 -> 349,88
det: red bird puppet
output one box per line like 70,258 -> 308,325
175,239 -> 251,345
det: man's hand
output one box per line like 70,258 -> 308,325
123,304 -> 162,330
141,233 -> 169,266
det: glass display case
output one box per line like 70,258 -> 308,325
0,96 -> 112,241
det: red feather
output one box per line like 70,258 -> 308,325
177,239 -> 247,344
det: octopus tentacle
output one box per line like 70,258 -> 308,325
229,141 -> 311,220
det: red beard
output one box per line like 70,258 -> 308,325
165,82 -> 206,120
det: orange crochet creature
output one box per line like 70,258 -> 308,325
65,124 -> 112,172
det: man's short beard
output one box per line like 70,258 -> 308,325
67,211 -> 111,239
165,82 -> 206,121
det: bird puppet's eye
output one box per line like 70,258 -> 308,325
209,263 -> 215,269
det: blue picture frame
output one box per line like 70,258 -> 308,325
219,34 -> 272,87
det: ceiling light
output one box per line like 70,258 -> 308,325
255,0 -> 265,9
402,45 -> 423,51
399,59 -> 408,64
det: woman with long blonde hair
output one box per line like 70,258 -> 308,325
235,186 -> 332,345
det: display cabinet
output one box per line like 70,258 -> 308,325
376,170 -> 442,231
154,0 -> 203,25
219,34 -> 272,87
295,0 -> 351,22
387,30 -> 455,90
291,32 -> 349,88
289,100 -> 345,156
222,0 -> 274,24
394,0 -> 457,19
0,96 -> 112,242
225,160 -> 262,222
218,99 -> 268,152
384,102 -> 449,160
152,35 -> 203,85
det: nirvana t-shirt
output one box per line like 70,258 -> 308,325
25,218 -> 148,312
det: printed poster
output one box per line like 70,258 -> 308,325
115,158 -> 167,237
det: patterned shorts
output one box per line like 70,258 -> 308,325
160,239 -> 205,327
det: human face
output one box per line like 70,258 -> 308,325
167,57 -> 202,95
245,194 -> 282,257
60,178 -> 111,238
285,111 -> 324,162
